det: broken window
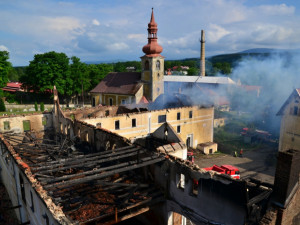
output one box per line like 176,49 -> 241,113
191,179 -> 199,196
177,112 -> 181,120
189,111 -> 193,118
30,191 -> 34,212
177,125 -> 181,133
3,121 -> 10,130
115,120 -> 120,130
23,120 -> 31,132
42,117 -> 47,126
132,118 -> 136,128
177,173 -> 185,190
158,115 -> 166,123
19,174 -> 26,205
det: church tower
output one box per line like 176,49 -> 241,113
141,8 -> 164,102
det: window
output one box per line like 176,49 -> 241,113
177,112 -> 181,120
177,173 -> 185,189
92,97 -> 96,107
115,120 -> 120,130
23,120 -> 31,132
177,125 -> 181,133
109,98 -> 113,106
42,117 -> 47,125
144,60 -> 149,70
132,119 -> 136,127
19,175 -> 26,205
192,179 -> 199,196
158,115 -> 166,123
3,121 -> 10,130
43,214 -> 49,225
121,99 -> 126,105
30,191 -> 34,212
156,60 -> 160,70
294,106 -> 298,115
189,111 -> 193,118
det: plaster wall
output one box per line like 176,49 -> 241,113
0,113 -> 53,133
82,106 -> 214,148
278,96 -> 300,152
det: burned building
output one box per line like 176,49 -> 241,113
0,84 -> 299,225
0,9 -> 300,225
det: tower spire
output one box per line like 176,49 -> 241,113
142,8 -> 163,57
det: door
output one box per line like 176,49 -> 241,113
186,134 -> 193,148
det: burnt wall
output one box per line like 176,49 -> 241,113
273,149 -> 300,206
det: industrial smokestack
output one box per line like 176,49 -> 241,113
200,30 -> 205,76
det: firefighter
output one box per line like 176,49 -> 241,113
234,151 -> 237,157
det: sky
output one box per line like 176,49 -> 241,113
1,0 -> 300,66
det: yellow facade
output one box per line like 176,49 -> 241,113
83,105 -> 214,148
278,93 -> 300,152
141,56 -> 164,102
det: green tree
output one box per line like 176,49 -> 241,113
88,64 -> 113,88
40,102 -> 45,111
70,56 -> 89,104
0,51 -> 12,96
212,62 -> 232,75
187,67 -> 198,75
21,51 -> 71,102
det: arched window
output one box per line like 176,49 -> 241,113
144,60 -> 149,70
156,60 -> 160,70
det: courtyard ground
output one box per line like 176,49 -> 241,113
193,146 -> 278,184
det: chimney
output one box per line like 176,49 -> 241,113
200,30 -> 205,76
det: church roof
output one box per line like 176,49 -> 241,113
90,72 -> 142,95
164,75 -> 236,85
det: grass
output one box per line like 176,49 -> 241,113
0,108 -> 52,116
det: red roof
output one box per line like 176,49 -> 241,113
138,96 -> 149,104
2,82 -> 24,92
90,72 -> 142,95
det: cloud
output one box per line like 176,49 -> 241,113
127,34 -> 146,43
0,45 -> 9,52
258,4 -> 295,16
92,19 -> 100,26
207,24 -> 231,43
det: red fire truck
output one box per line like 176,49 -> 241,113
203,165 -> 240,179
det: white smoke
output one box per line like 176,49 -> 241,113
230,51 -> 300,134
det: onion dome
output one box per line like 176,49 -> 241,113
142,8 -> 163,57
